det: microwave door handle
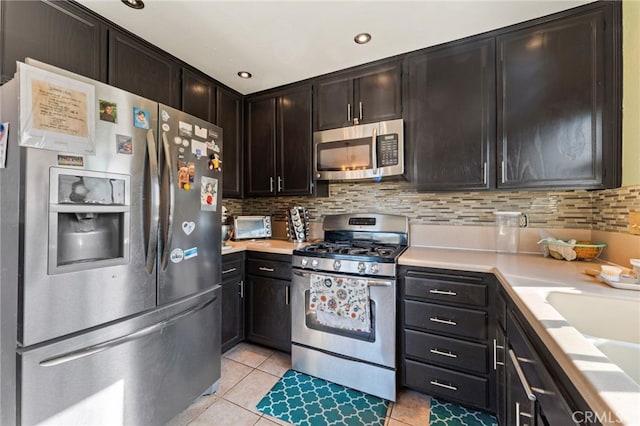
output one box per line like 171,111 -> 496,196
161,132 -> 176,271
145,129 -> 160,274
371,127 -> 378,175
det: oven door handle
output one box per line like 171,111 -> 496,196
292,269 -> 392,286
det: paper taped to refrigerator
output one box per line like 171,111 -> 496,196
18,62 -> 95,154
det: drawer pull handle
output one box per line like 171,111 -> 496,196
222,267 -> 237,274
493,339 -> 505,370
429,317 -> 457,326
429,289 -> 457,296
259,266 -> 275,272
430,348 -> 457,358
430,380 -> 457,391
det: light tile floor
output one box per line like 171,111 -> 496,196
166,342 -> 431,426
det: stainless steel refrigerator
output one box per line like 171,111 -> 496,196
0,59 -> 223,425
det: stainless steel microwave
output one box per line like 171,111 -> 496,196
314,119 -> 404,181
233,215 -> 272,240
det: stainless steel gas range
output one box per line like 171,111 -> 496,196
291,213 -> 408,401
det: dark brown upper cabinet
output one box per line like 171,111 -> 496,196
108,28 -> 180,108
406,38 -> 495,192
315,61 -> 402,130
182,68 -> 216,123
218,86 -> 244,198
245,84 -> 313,197
0,0 -> 106,84
496,5 -> 620,190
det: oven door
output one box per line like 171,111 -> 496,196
291,269 -> 396,368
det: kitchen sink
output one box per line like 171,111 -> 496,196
546,291 -> 640,384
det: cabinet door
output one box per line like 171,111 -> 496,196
407,39 -> 494,191
221,277 -> 244,352
315,76 -> 353,130
505,347 -> 537,426
497,9 -> 610,189
276,85 -> 313,195
245,97 -> 276,196
108,29 -> 180,107
356,62 -> 402,124
245,275 -> 291,352
1,0 -> 106,84
218,86 -> 243,198
182,68 -> 216,122
222,253 -> 244,352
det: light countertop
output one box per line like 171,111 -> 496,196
222,239 -> 309,256
399,247 -> 640,425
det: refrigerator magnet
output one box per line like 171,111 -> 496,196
99,100 -> 117,123
161,110 -> 170,122
178,121 -> 193,138
194,125 -> 207,139
200,176 -> 218,211
177,161 -> 190,190
184,247 -> 198,260
191,140 -> 207,158
170,248 -> 184,263
208,153 -> 222,172
182,139 -> 190,147
173,136 -> 182,145
133,107 -> 150,130
116,134 -> 133,155
57,154 -> 84,167
211,142 -> 221,153
0,122 -> 8,169
182,221 -> 195,235
162,123 -> 170,132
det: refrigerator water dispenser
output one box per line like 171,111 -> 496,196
48,168 -> 131,274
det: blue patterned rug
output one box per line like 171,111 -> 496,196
256,370 -> 389,426
429,398 -> 497,426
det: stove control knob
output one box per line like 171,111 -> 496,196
357,262 -> 366,273
311,259 -> 319,268
300,258 -> 308,267
333,260 -> 341,271
370,263 -> 379,274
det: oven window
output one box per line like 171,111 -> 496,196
317,138 -> 372,171
304,291 -> 376,342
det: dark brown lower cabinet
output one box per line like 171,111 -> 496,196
221,252 -> 244,353
244,252 -> 291,352
399,267 -> 496,413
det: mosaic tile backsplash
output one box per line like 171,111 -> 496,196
224,182 -> 640,234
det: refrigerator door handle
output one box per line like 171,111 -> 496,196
161,133 -> 176,271
145,129 -> 160,274
38,293 -> 218,367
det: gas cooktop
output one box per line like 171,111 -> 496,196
296,241 -> 406,262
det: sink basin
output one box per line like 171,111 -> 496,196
546,291 -> 640,384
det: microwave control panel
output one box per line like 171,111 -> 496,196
377,134 -> 399,167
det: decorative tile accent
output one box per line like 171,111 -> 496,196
225,184 -> 640,235
256,370 -> 389,426
429,398 -> 497,426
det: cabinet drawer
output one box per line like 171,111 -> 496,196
222,256 -> 244,279
405,360 -> 488,409
405,330 -> 488,374
405,275 -> 487,307
246,259 -> 291,281
404,300 -> 487,341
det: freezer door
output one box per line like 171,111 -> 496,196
19,64 -> 159,346
157,105 -> 222,305
18,287 -> 221,426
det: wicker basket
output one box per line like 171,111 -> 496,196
540,240 -> 606,261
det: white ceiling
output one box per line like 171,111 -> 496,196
77,0 -> 592,95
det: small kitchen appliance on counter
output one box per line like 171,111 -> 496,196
286,206 -> 309,242
291,213 -> 409,401
233,215 -> 272,240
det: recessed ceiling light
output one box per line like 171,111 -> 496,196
121,0 -> 144,9
237,71 -> 252,79
354,33 -> 372,45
